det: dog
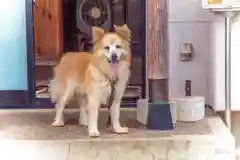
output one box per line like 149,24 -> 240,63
50,24 -> 131,137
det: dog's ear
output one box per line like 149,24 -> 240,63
92,27 -> 105,44
114,24 -> 131,41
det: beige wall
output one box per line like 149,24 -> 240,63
168,0 -> 240,111
168,0 -> 212,103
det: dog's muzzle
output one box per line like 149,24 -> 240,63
109,53 -> 118,64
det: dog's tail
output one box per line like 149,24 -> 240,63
49,79 -> 58,103
49,66 -> 61,103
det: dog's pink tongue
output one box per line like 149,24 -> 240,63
110,63 -> 117,76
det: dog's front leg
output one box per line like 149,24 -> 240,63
110,73 -> 129,134
87,94 -> 100,137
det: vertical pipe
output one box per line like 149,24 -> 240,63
145,0 -> 149,100
224,15 -> 231,130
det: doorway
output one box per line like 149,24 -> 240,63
33,0 -> 146,106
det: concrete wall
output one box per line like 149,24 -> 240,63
168,0 -> 240,111
168,0 -> 212,102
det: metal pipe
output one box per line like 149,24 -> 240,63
224,15 -> 232,130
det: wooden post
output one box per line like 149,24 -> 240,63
147,0 -> 168,101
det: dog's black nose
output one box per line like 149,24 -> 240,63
111,53 -> 118,63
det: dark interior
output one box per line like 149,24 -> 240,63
62,0 -> 146,102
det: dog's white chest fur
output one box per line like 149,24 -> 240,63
92,79 -> 112,105
88,64 -> 113,104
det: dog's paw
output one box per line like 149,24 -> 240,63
88,129 -> 100,137
114,127 -> 128,134
79,121 -> 88,127
52,120 -> 64,127
79,118 -> 88,127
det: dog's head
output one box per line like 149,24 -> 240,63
92,24 -> 131,65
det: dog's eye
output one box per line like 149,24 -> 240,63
104,46 -> 110,50
116,45 -> 121,49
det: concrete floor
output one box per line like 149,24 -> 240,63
0,108 -> 235,160
218,112 -> 240,152
0,109 -> 212,140
231,113 -> 240,149
0,108 -> 236,160
209,111 -> 240,159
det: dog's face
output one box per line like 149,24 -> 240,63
92,24 -> 131,65
101,34 -> 127,63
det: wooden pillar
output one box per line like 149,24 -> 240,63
147,0 -> 168,101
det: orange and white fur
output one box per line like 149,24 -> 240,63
50,25 -> 131,137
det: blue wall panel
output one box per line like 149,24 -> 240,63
0,0 -> 28,90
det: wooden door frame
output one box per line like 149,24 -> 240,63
33,0 -> 63,59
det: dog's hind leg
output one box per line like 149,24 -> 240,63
52,80 -> 75,126
78,95 -> 88,126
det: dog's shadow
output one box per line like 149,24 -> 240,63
64,116 -> 145,130
65,117 -> 78,125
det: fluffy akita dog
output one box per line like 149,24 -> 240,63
50,24 -> 131,137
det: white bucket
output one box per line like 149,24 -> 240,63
170,96 -> 205,122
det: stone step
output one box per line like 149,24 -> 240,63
0,109 -> 235,160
